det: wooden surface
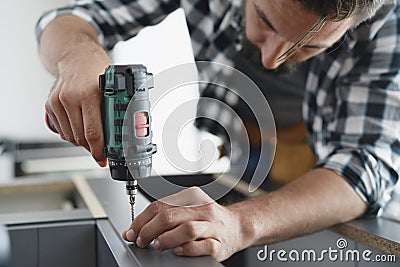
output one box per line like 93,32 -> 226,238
332,218 -> 400,257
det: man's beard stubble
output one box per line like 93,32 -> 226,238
240,36 -> 300,74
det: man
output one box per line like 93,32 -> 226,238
36,0 -> 400,262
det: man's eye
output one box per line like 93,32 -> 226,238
258,17 -> 270,29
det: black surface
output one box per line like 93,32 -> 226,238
138,174 -> 249,205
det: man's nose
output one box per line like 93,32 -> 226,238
259,39 -> 289,69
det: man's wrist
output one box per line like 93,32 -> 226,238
57,38 -> 110,75
39,14 -> 107,76
227,198 -> 266,250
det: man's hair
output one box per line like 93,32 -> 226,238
297,0 -> 390,26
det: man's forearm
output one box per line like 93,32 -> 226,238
230,168 -> 367,247
39,14 -> 108,76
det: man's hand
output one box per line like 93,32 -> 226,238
45,50 -> 111,166
39,15 -> 112,166
122,187 -> 252,262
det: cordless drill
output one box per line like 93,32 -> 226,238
46,64 -> 157,222
99,64 -> 157,221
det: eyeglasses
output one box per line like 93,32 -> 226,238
277,16 -> 327,62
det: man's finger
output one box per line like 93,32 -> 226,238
62,99 -> 90,151
155,221 -> 213,251
81,94 -> 106,165
127,188 -> 215,243
50,98 -> 75,143
124,200 -> 170,242
135,205 -> 210,247
48,80 -> 76,143
173,238 -> 222,259
45,110 -> 62,135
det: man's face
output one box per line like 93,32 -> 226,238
244,0 -> 353,70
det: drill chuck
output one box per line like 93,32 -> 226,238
126,179 -> 138,196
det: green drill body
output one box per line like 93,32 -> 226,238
99,64 -> 157,221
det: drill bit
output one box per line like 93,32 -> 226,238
129,194 -> 136,222
126,180 -> 138,222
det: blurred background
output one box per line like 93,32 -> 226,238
0,0 -> 227,182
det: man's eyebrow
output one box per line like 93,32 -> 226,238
254,3 -> 277,33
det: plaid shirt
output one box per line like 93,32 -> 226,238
36,0 -> 400,215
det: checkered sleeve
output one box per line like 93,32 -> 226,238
315,9 -> 400,215
35,0 -> 180,50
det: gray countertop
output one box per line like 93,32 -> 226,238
88,175 -> 400,263
2,173 -> 398,266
